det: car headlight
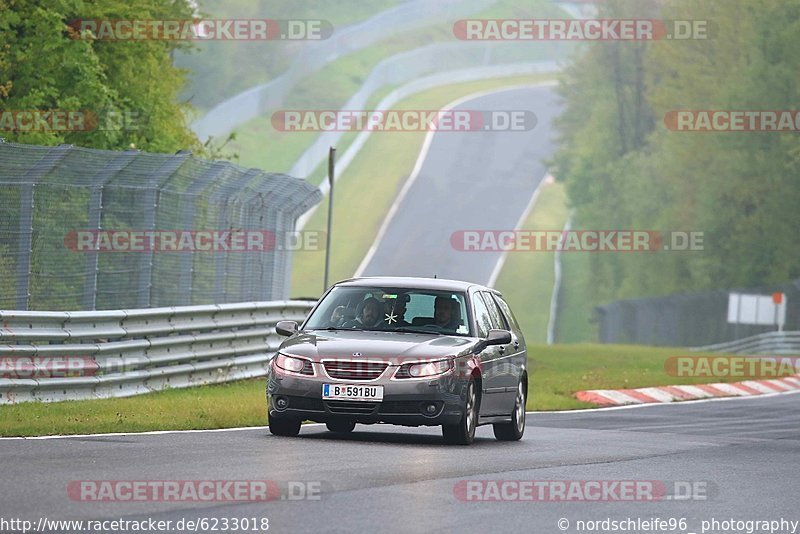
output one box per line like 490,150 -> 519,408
275,353 -> 313,375
396,359 -> 453,379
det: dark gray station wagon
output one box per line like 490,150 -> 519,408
268,276 -> 528,444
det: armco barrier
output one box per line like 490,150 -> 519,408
0,300 -> 316,404
691,331 -> 800,355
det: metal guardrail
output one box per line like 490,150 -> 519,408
0,301 -> 316,404
691,331 -> 800,355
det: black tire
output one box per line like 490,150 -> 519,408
268,413 -> 301,437
442,379 -> 478,445
326,420 -> 356,433
493,378 -> 526,441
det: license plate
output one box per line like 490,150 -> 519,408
322,383 -> 384,401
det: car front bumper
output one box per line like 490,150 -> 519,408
267,363 -> 468,426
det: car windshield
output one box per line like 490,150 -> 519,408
304,286 -> 472,336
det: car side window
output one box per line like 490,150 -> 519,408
481,291 -> 508,330
492,294 -> 520,331
472,292 -> 493,338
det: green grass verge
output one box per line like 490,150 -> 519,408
491,179 -> 595,343
555,249 -> 596,343
288,74 -> 557,299
489,178 -> 595,344
0,381 -> 265,437
494,181 -> 569,344
0,344 -> 751,437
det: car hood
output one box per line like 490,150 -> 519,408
278,330 -> 477,364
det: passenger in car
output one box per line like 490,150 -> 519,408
433,296 -> 461,331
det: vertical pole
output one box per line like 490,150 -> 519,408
82,185 -> 104,311
323,147 -> 336,292
15,184 -> 35,310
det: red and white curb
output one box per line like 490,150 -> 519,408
576,375 -> 800,407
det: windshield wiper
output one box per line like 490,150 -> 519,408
393,327 -> 441,335
313,326 -> 374,332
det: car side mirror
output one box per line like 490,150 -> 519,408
485,329 -> 512,346
275,320 -> 299,337
474,329 -> 512,352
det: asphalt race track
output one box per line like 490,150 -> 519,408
2,393 -> 798,533
360,85 -> 561,284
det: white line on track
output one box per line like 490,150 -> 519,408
486,173 -> 552,288
2,388 -> 798,441
354,82 -> 558,278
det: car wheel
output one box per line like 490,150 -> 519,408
493,378 -> 526,441
442,378 -> 478,445
326,420 -> 356,433
268,413 -> 301,437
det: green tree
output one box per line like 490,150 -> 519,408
0,0 -> 198,153
552,0 -> 800,307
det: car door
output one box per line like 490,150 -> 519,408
480,291 -> 520,412
471,290 -> 506,416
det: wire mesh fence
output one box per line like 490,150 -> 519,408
0,142 -> 322,311
595,279 -> 800,347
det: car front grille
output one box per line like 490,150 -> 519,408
323,360 -> 388,381
325,400 -> 379,415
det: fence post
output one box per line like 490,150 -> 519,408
178,161 -> 228,305
14,183 -> 35,310
82,151 -> 138,310
14,144 -> 74,310
136,152 -> 192,308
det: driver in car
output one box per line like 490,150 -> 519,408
433,296 -> 461,331
343,297 -> 383,329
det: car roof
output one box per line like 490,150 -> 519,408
334,276 -> 499,294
